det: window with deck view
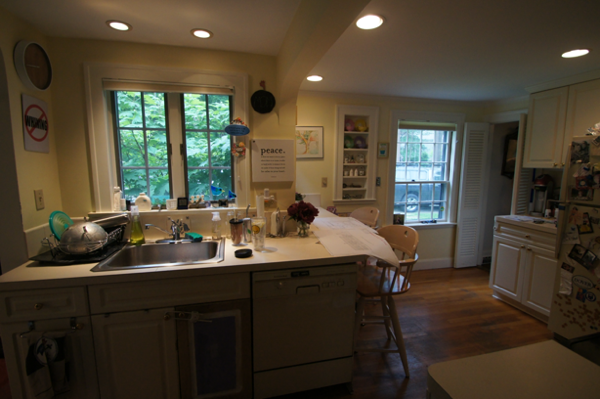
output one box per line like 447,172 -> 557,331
113,91 -> 233,206
394,127 -> 454,223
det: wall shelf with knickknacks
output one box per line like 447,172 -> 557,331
334,105 -> 379,203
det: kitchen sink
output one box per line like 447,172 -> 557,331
91,238 -> 225,272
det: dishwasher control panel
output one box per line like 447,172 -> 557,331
252,264 -> 357,299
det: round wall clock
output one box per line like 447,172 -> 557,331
14,41 -> 53,91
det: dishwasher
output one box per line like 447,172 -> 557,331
252,263 -> 358,399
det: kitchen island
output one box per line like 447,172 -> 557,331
0,215 -> 369,399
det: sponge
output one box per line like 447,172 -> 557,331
185,232 -> 203,242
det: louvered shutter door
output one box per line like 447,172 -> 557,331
511,114 -> 531,215
454,123 -> 490,268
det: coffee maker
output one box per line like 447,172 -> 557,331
530,174 -> 555,217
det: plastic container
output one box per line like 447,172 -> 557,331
135,193 -> 152,211
211,212 -> 222,240
129,206 -> 145,246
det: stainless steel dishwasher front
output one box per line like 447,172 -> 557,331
252,263 -> 358,398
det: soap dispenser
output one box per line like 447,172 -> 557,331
130,206 -> 145,245
211,212 -> 222,240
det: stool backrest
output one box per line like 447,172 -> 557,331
349,206 -> 380,228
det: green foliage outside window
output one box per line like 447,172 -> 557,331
114,91 -> 233,205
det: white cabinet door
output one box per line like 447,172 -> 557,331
521,245 -> 557,317
523,87 -> 569,168
91,308 -> 179,399
0,317 -> 98,399
490,235 -> 525,301
564,79 -> 600,145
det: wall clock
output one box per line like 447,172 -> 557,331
14,41 -> 52,91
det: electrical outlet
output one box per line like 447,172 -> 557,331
321,177 -> 327,187
376,177 -> 381,186
34,189 -> 45,210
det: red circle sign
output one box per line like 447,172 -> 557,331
24,104 -> 49,142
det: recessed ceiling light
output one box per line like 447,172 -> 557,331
106,20 -> 132,32
191,29 -> 213,39
356,14 -> 384,30
562,49 -> 590,58
307,75 -> 323,82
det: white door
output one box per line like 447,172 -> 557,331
511,114 -> 533,215
454,122 -> 490,267
490,235 -> 525,301
521,245 -> 556,317
91,308 -> 180,399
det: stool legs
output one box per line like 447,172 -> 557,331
388,296 -> 410,377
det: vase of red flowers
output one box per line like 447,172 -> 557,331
287,200 -> 319,238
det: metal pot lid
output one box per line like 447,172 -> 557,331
58,221 -> 108,255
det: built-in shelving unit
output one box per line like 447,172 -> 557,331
334,105 -> 379,203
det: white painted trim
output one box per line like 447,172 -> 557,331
83,62 -> 249,212
525,68 -> 600,94
386,110 -> 465,227
484,109 -> 528,124
413,257 -> 452,271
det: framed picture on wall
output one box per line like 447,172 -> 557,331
295,126 -> 324,159
378,142 -> 389,158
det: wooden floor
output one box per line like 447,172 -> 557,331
0,267 -> 553,399
274,267 -> 553,399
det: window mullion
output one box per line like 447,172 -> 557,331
205,96 -> 213,200
140,92 -> 151,196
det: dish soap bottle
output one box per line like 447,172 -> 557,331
130,206 -> 145,245
211,212 -> 221,240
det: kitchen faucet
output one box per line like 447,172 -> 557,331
145,218 -> 189,241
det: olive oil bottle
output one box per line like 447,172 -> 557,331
130,205 -> 145,245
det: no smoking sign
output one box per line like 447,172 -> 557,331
22,94 -> 49,153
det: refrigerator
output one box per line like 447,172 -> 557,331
548,136 -> 600,343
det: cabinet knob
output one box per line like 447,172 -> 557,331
562,163 -> 565,167
521,245 -> 525,249
527,248 -> 532,251
34,303 -> 43,311
525,235 -> 531,238
553,163 -> 558,166
163,313 -> 171,321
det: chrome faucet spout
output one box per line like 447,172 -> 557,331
145,224 -> 173,239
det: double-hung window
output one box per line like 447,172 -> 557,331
394,128 -> 452,223
388,110 -> 464,225
112,90 -> 233,205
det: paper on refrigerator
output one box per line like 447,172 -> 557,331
312,218 -> 398,266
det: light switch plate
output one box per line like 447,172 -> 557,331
376,177 -> 381,186
34,189 -> 44,210
321,177 -> 327,187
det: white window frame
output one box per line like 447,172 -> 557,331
84,63 -> 249,212
386,110 -> 465,227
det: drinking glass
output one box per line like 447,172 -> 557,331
251,217 -> 266,251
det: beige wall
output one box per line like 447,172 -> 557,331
1,6 -> 533,266
295,91 -> 495,264
46,37 -> 286,217
0,10 -> 63,231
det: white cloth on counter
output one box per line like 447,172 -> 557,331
312,218 -> 399,266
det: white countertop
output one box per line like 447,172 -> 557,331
0,209 -> 366,291
427,340 -> 600,399
495,215 -> 557,235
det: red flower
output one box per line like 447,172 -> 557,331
287,201 -> 319,224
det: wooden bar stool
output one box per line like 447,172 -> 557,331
354,225 -> 418,378
349,206 -> 380,228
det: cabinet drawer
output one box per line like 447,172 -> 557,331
494,223 -> 556,249
88,273 -> 250,314
0,287 -> 88,322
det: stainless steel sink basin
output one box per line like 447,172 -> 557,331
91,238 -> 225,272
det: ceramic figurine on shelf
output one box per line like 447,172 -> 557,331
357,154 -> 365,163
355,119 -> 368,132
345,118 -> 355,132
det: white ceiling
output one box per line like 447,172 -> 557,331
2,0 -> 600,102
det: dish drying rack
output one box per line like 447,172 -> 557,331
41,225 -> 125,259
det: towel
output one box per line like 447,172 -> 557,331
21,332 -> 70,398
